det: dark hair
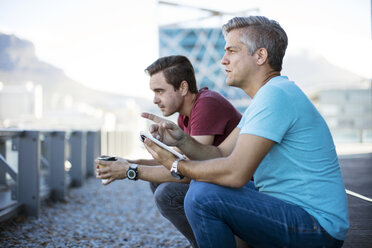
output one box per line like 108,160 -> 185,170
222,16 -> 288,71
145,55 -> 198,93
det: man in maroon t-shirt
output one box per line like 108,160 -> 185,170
96,55 -> 241,248
178,87 -> 240,147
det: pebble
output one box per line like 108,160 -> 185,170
0,178 -> 191,247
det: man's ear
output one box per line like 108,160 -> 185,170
256,48 -> 269,66
179,81 -> 189,96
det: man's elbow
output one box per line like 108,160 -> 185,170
224,172 -> 250,188
228,180 -> 248,188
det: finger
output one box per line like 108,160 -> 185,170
144,138 -> 174,159
144,138 -> 159,150
149,124 -> 164,140
143,139 -> 160,160
149,124 -> 160,134
96,166 -> 110,175
141,112 -> 167,124
94,159 -> 111,166
102,178 -> 114,185
162,121 -> 178,131
97,172 -> 111,179
158,125 -> 164,141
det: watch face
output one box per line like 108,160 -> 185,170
127,169 -> 137,180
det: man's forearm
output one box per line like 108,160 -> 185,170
177,134 -> 275,188
178,135 -> 223,160
127,158 -> 159,166
137,165 -> 190,184
177,157 -> 245,187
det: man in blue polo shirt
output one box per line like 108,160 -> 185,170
142,15 -> 349,248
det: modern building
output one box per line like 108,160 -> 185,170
0,82 -> 42,127
318,88 -> 372,143
159,27 -> 250,113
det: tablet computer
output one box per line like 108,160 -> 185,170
140,131 -> 186,160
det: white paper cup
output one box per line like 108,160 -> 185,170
98,163 -> 109,184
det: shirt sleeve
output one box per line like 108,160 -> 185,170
240,85 -> 296,143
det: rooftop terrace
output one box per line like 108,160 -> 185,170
339,153 -> 372,247
0,152 -> 371,247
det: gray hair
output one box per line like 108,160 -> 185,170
222,16 -> 288,71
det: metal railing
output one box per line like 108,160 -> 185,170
0,129 -> 101,221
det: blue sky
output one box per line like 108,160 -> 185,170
0,0 -> 371,98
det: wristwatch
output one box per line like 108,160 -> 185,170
126,163 -> 138,180
170,158 -> 185,180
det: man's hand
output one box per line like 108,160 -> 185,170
143,138 -> 177,170
95,157 -> 129,185
141,112 -> 185,146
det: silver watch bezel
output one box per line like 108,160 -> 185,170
170,158 -> 184,180
127,163 -> 138,180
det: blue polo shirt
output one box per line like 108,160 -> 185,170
238,76 -> 349,240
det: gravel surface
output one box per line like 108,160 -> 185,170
0,178 -> 191,247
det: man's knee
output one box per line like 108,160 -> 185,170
153,182 -> 187,212
184,181 -> 220,216
153,183 -> 172,207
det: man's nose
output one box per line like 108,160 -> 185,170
153,96 -> 160,104
221,53 -> 228,65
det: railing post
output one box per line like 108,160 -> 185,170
50,131 -> 67,201
100,130 -> 107,156
18,131 -> 40,217
97,130 -> 101,157
86,131 -> 99,177
69,131 -> 86,187
0,140 -> 6,185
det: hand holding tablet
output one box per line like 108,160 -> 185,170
140,131 -> 186,160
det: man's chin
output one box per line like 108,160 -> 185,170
225,80 -> 234,87
226,80 -> 239,88
161,110 -> 171,117
159,107 -> 176,117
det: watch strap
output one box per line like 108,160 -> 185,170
171,158 -> 184,179
130,163 -> 138,170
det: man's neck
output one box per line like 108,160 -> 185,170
179,92 -> 198,117
245,70 -> 281,98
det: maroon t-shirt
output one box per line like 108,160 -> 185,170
178,87 -> 242,146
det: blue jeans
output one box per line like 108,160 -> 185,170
184,181 -> 344,248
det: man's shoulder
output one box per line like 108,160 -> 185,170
256,78 -> 297,102
194,89 -> 241,118
197,88 -> 227,102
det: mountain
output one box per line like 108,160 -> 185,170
0,33 -> 156,129
0,33 -> 154,108
0,34 -> 85,93
282,50 -> 368,95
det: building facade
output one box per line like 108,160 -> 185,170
159,27 -> 250,113
318,88 -> 372,143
